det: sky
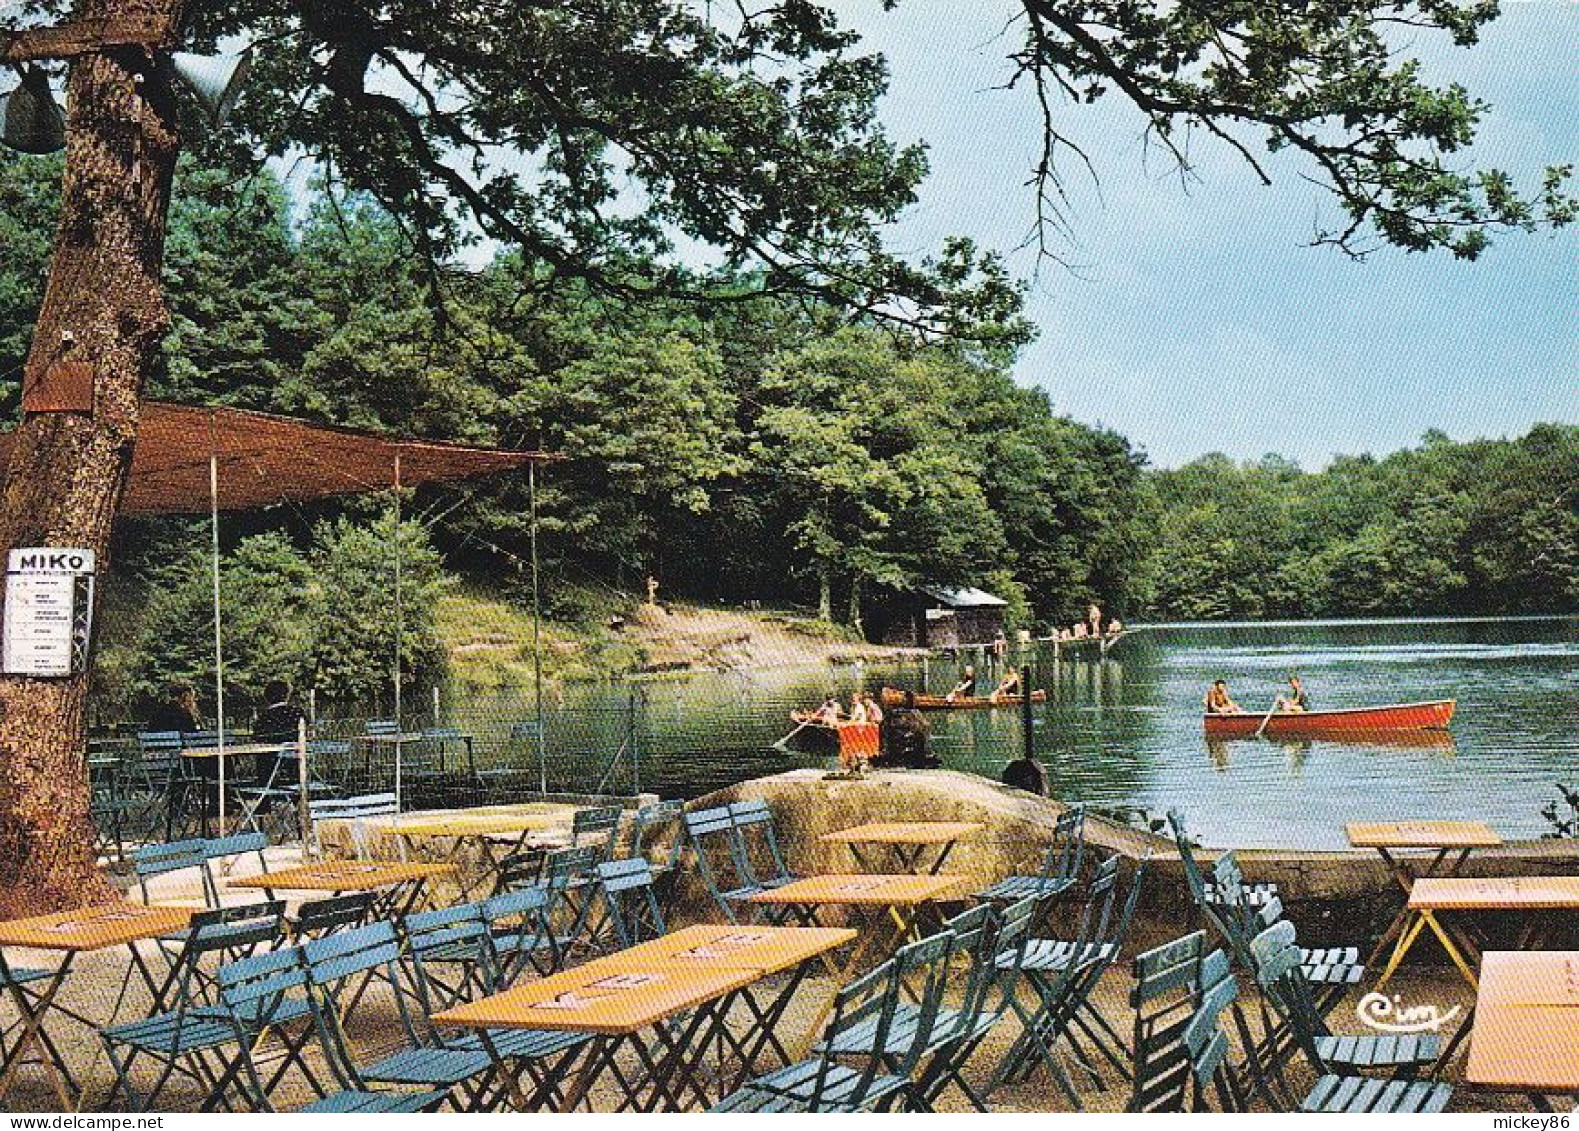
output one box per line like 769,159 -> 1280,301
827,1 -> 1577,468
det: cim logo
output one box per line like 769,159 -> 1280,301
1355,992 -> 1461,1034
7,547 -> 95,574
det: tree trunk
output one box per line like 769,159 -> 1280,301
816,565 -> 832,622
846,576 -> 862,633
0,1 -> 183,916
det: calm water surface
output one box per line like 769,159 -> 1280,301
450,617 -> 1577,849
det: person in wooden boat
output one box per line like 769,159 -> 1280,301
814,695 -> 843,725
861,693 -> 884,726
1002,753 -> 1048,797
1274,674 -> 1310,713
847,695 -> 869,724
1087,602 -> 1103,636
1203,679 -> 1244,714
945,665 -> 978,702
1106,617 -> 1124,637
989,667 -> 1022,702
1073,621 -> 1089,639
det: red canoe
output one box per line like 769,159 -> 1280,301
880,687 -> 1046,710
1203,699 -> 1455,738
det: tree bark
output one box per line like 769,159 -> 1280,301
0,0 -> 183,916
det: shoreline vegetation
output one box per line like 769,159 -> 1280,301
8,161 -> 1568,716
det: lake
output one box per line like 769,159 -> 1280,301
445,616 -> 1577,849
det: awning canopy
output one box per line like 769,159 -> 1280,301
0,402 -> 555,514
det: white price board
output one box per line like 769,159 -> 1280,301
3,548 -> 95,677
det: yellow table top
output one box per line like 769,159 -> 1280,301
231,860 -> 454,892
1409,876 -> 1579,911
389,813 -> 563,838
0,902 -> 192,951
594,925 -> 855,976
1345,820 -> 1502,849
746,873 -> 965,907
819,821 -> 984,846
1466,951 -> 1579,1093
181,742 -> 288,758
432,962 -> 758,1035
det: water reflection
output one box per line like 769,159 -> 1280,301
439,616 -> 1573,849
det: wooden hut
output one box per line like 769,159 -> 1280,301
869,585 -> 1008,649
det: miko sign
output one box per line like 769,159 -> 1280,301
2,547 -> 96,677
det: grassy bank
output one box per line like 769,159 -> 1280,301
437,584 -> 910,689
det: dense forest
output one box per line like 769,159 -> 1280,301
2,152 -> 1574,706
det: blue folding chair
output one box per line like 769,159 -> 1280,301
218,944 -> 444,1113
482,885 -> 568,987
100,901 -> 296,1110
975,804 -> 1085,906
594,858 -> 667,948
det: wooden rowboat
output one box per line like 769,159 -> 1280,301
879,687 -> 1046,710
788,713 -> 879,758
1203,699 -> 1455,738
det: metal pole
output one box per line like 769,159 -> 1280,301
209,415 -> 226,835
1020,663 -> 1035,765
296,715 -> 310,857
392,452 -> 403,813
529,462 -> 545,795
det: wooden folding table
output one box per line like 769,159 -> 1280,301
1345,820 -> 1503,967
0,902 -> 192,1108
819,821 -> 983,874
1464,950 -> 1579,1111
432,926 -> 850,1112
230,859 -> 454,921
1375,876 -> 1579,990
747,873 -> 964,1048
387,809 -> 570,900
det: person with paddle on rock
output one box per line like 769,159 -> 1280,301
945,664 -> 978,703
1204,679 -> 1244,715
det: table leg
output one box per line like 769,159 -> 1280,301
0,953 -> 78,1109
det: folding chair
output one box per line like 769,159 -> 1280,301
714,933 -> 953,1112
974,804 -> 1085,907
1243,919 -> 1440,1103
1208,949 -> 1454,1114
987,854 -> 1148,1107
570,804 -> 624,862
541,843 -> 607,955
400,902 -> 496,1011
1126,931 -> 1233,1111
309,792 -> 400,859
134,839 -> 219,910
201,831 -> 270,889
489,851 -> 545,896
594,858 -> 667,948
219,944 -> 445,1113
100,901 -> 295,1110
1167,809 -> 1280,929
727,800 -> 801,892
289,893 -> 376,942
136,731 -> 199,841
914,895 -> 1041,1111
628,800 -> 686,912
683,804 -> 764,923
818,903 -> 999,1111
234,741 -> 341,839
481,885 -> 567,987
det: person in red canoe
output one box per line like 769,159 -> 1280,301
1274,674 -> 1310,713
1204,679 -> 1244,714
989,667 -> 1021,702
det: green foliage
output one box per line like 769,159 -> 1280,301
1135,426 -> 1579,619
107,519 -> 446,719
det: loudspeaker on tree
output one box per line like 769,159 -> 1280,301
0,64 -> 66,154
169,46 -> 252,124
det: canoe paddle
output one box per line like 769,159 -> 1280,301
773,715 -> 817,750
1253,699 -> 1280,738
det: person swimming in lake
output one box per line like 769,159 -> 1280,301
945,665 -> 978,702
1203,679 -> 1244,715
1275,674 -> 1309,713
